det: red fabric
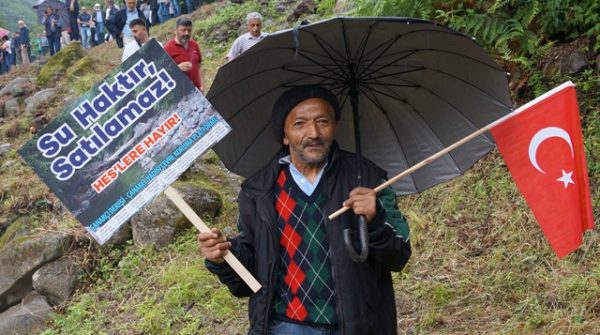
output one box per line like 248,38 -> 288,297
163,38 -> 202,90
490,84 -> 594,258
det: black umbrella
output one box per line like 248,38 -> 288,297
33,0 -> 70,28
207,17 -> 513,261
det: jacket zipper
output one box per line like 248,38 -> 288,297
325,177 -> 345,335
258,198 -> 279,335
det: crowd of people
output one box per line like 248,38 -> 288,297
0,20 -> 32,74
0,0 -> 202,74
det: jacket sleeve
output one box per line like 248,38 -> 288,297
205,189 -> 257,297
367,184 -> 411,272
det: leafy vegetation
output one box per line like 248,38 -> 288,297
0,0 -> 40,32
0,0 -> 597,334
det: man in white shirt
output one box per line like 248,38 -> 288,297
121,18 -> 160,62
226,12 -> 267,62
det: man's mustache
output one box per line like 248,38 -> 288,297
302,139 -> 325,148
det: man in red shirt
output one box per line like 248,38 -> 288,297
164,17 -> 204,93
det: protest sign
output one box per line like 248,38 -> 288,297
19,39 -> 231,245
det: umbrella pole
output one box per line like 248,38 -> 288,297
343,65 -> 369,263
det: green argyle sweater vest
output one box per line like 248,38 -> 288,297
273,167 -> 338,326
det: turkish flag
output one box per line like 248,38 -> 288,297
490,82 -> 594,258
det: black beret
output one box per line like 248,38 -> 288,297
271,85 -> 340,145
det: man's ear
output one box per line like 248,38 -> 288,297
283,136 -> 289,146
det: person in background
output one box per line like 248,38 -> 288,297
0,36 -> 11,73
169,0 -> 181,18
11,32 -> 21,65
121,18 -> 161,62
157,0 -> 169,24
184,0 -> 196,14
106,0 -> 149,48
226,12 -> 267,62
68,0 -> 80,42
140,0 -> 152,25
92,3 -> 105,44
164,16 -> 203,92
150,0 -> 159,25
18,20 -> 31,64
33,33 -> 42,56
40,32 -> 49,55
78,7 -> 93,49
0,39 -> 5,74
43,7 -> 62,55
104,0 -> 119,42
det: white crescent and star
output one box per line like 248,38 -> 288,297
528,127 -> 575,189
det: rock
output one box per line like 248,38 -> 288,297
0,77 -> 28,97
334,0 -> 353,14
131,183 -> 221,248
25,88 -> 57,114
288,0 -> 317,22
11,85 -> 26,98
276,0 -> 295,12
0,232 -> 74,310
105,222 -> 133,247
0,143 -> 11,157
0,291 -> 53,335
214,30 -> 231,43
32,258 -> 83,306
568,50 -> 588,73
3,98 -> 19,118
37,43 -> 86,87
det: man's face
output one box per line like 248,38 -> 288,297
131,25 -> 148,43
126,0 -> 136,10
283,98 -> 337,167
176,25 -> 192,44
247,19 -> 262,38
46,7 -> 53,15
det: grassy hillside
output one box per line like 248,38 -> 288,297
0,1 -> 597,334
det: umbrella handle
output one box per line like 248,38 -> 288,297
343,215 -> 369,262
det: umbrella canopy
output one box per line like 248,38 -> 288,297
207,16 -> 513,195
0,28 -> 9,39
33,0 -> 70,28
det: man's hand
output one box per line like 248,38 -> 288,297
197,228 -> 231,264
178,61 -> 192,72
343,187 -> 377,223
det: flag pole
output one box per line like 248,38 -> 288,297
164,186 -> 262,293
328,81 -> 575,221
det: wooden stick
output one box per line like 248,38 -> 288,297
328,81 -> 574,220
164,186 -> 262,293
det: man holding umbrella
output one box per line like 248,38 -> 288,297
198,85 -> 411,335
43,7 -> 62,55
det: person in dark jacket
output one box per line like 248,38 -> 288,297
43,7 -> 62,56
17,20 -> 30,64
105,0 -> 149,48
68,0 -> 80,41
198,85 -> 411,335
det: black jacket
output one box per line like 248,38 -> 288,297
207,142 -> 411,335
106,7 -> 149,48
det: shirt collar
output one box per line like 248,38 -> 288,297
278,155 -> 329,175
247,32 -> 265,40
